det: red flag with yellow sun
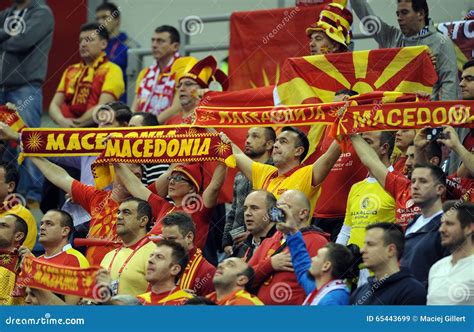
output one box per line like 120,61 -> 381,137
274,46 -> 437,163
276,45 -> 437,105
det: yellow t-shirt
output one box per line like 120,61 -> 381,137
100,240 -> 156,296
0,267 -> 22,305
344,178 -> 396,248
0,204 -> 37,250
251,162 -> 320,214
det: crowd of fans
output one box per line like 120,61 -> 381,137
0,0 -> 473,306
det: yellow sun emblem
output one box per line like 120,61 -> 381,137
198,111 -> 216,122
26,132 -> 43,151
0,254 -> 12,266
214,141 -> 230,156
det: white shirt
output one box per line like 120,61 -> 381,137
405,210 -> 443,236
427,254 -> 474,305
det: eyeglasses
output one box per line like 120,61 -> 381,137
168,174 -> 191,183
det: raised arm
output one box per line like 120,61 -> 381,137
203,162 -> 227,208
114,163 -> 151,201
219,132 -> 253,179
312,140 -> 341,187
439,126 -> 474,176
151,164 -> 177,198
350,134 -> 389,187
29,157 -> 74,193
277,204 -> 315,295
350,0 -> 401,47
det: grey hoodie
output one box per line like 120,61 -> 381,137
352,0 -> 459,101
0,0 -> 54,89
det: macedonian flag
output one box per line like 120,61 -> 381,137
276,46 -> 437,163
276,46 -> 438,105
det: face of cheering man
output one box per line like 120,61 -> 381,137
410,167 -> 444,208
145,244 -> 182,285
308,246 -> 331,278
395,129 -> 416,153
95,9 -> 120,36
38,211 -> 71,247
361,132 -> 389,160
79,29 -> 107,64
243,191 -> 273,237
161,224 -> 194,251
460,65 -> 474,100
396,0 -> 427,37
213,257 -> 250,290
440,209 -> 473,251
0,215 -> 24,250
167,171 -> 195,200
272,131 -> 304,168
244,127 -> 273,159
116,200 -> 148,240
24,287 -> 40,305
151,31 -> 179,62
177,78 -> 200,112
0,165 -> 15,203
309,31 -> 341,55
405,145 -> 415,178
361,227 -> 393,271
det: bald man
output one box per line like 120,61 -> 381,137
249,190 -> 329,305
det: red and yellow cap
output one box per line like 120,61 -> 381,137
172,163 -> 202,192
179,55 -> 229,90
305,2 -> 353,49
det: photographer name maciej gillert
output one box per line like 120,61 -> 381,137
419,315 -> 466,323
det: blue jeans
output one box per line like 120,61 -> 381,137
0,84 -> 44,202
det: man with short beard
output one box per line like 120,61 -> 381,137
0,214 -> 27,305
207,257 -> 263,305
427,201 -> 474,305
222,127 -> 275,256
136,240 -> 193,305
394,129 -> 416,174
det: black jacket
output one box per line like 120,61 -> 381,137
235,224 -> 277,261
350,268 -> 426,305
400,214 -> 450,286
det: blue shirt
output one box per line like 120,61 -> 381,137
287,231 -> 349,305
